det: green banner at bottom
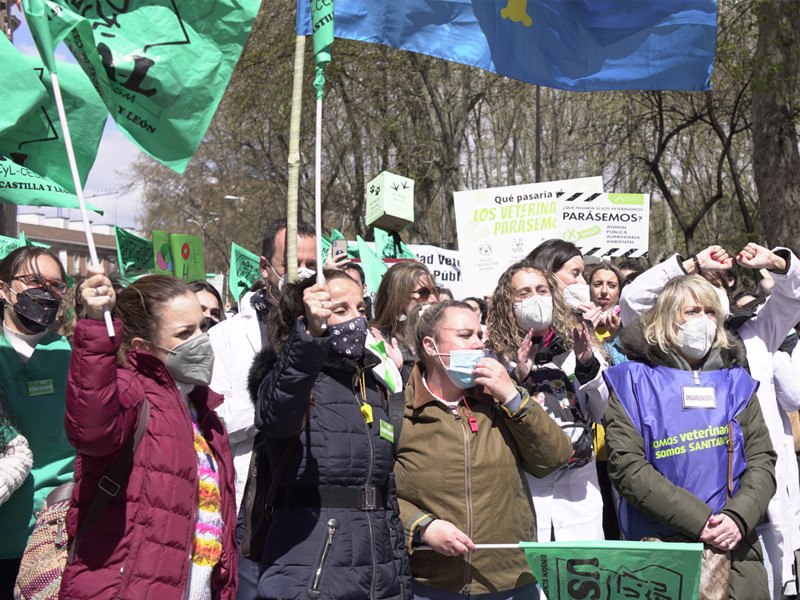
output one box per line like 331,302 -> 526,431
521,541 -> 702,600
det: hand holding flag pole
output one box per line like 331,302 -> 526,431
22,0 -> 115,337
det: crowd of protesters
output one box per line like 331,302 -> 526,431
1,220 -> 800,600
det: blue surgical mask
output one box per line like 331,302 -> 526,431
436,347 -> 485,389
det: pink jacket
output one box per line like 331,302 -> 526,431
60,319 -> 238,600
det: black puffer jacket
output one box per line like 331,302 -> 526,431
248,319 -> 412,600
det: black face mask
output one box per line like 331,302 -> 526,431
11,288 -> 60,333
202,316 -> 218,332
250,288 -> 273,321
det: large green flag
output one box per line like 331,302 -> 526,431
115,225 -> 154,276
26,0 -> 261,173
0,155 -> 102,210
0,55 -> 106,194
309,0 -> 333,99
0,35 -> 47,136
229,242 -> 261,302
356,235 -> 388,294
21,0 -> 57,74
521,541 -> 702,600
153,230 -> 205,282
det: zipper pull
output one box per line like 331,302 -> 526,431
361,403 -> 373,424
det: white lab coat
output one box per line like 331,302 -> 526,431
209,291 -> 262,511
620,251 -> 800,598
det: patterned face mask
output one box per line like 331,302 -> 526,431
328,316 -> 368,360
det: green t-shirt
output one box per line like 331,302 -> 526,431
0,332 -> 75,558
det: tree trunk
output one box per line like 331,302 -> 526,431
752,0 -> 800,255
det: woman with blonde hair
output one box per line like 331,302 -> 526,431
604,275 -> 776,599
486,259 -> 608,542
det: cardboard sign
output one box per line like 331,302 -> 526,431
365,171 -> 414,231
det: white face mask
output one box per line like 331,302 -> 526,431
714,286 -> 730,320
270,263 -> 316,291
513,295 -> 553,332
677,316 -> 717,361
561,283 -> 591,310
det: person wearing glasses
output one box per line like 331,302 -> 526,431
372,262 -> 439,383
0,247 -> 74,597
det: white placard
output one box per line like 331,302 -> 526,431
454,176 -> 604,297
559,193 -> 650,259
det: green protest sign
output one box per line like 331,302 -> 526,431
374,227 -> 416,259
309,0 -> 334,98
153,230 -> 204,282
521,541 -> 702,600
115,225 -> 153,276
0,55 -> 106,195
0,35 -> 47,136
356,235 -> 388,294
229,242 -> 261,302
0,156 -> 102,211
30,0 -> 260,173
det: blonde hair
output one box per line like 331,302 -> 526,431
485,261 -> 585,364
642,275 -> 730,354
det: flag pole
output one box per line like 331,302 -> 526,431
50,73 -> 115,337
286,34 -> 305,287
314,95 -> 323,286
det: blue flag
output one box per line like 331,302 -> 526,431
296,0 -> 716,92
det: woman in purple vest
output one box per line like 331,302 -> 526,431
603,275 -> 776,599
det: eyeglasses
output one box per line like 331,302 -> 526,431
12,275 -> 67,294
410,286 -> 435,301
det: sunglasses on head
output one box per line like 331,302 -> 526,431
12,274 -> 67,294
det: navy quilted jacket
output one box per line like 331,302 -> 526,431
248,319 -> 412,600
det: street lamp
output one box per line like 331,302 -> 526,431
187,213 -> 221,250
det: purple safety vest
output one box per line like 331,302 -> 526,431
603,360 -> 757,540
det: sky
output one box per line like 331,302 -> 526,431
11,5 -> 145,229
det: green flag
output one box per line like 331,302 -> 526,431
19,230 -> 50,249
521,541 -> 702,600
0,234 -> 27,261
0,35 -> 48,136
29,0 -> 260,173
229,242 -> 261,302
309,0 -> 334,99
374,227 -> 416,259
115,225 -> 154,276
153,230 -> 204,282
356,235 -> 388,294
0,156 -> 102,210
21,0 -> 57,75
0,55 -> 106,194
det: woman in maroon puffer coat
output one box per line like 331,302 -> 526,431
60,268 -> 237,600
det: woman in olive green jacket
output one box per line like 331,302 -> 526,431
394,301 -> 572,599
